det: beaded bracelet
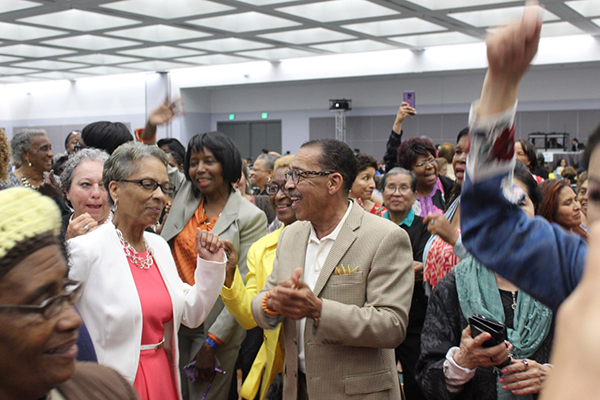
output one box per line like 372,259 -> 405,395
262,291 -> 280,315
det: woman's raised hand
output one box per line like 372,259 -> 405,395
195,229 -> 224,262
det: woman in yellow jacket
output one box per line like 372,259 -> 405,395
221,156 -> 296,399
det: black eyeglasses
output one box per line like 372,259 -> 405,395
265,182 -> 289,196
0,280 -> 82,320
119,178 -> 176,194
284,169 -> 333,184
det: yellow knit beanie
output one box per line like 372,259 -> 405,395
0,187 -> 61,260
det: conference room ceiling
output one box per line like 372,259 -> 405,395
0,0 -> 598,84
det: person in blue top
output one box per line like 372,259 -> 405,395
459,2 -> 597,313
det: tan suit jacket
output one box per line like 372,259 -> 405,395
252,203 -> 414,400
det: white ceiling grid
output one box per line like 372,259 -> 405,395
0,0 -> 597,83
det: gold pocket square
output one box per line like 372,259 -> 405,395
334,264 -> 359,276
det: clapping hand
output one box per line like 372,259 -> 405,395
195,229 -> 225,262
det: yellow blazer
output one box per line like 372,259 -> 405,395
221,227 -> 285,400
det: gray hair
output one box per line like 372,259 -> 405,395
381,167 -> 417,193
256,153 -> 278,171
103,142 -> 168,205
10,129 -> 47,163
60,148 -> 109,192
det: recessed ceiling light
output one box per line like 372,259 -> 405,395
0,0 -> 41,14
389,31 -> 480,47
0,66 -> 38,75
101,0 -> 234,19
449,6 -> 559,28
343,17 -> 445,36
42,35 -> 140,51
59,54 -> 141,65
118,60 -> 196,71
566,0 -> 600,18
187,12 -> 300,33
12,60 -> 87,70
237,47 -> 317,60
181,38 -> 271,52
406,0 -> 515,11
118,46 -> 202,58
0,22 -> 65,41
18,9 -> 139,31
177,54 -> 250,65
311,40 -> 399,53
107,25 -> 210,42
277,0 -> 398,22
0,44 -> 74,58
259,28 -> 355,44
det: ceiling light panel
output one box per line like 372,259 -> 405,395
101,0 -> 234,19
259,28 -> 355,44
406,0 -> 515,11
42,35 -> 140,51
73,66 -> 141,75
0,0 -> 40,14
28,71 -> 92,80
389,31 -> 480,47
12,60 -> 87,70
0,66 -> 38,75
18,9 -> 139,31
0,44 -> 74,58
0,55 -> 22,63
59,54 -> 141,65
177,54 -> 250,65
343,17 -> 445,36
107,25 -> 210,42
311,40 -> 398,53
118,46 -> 202,58
237,47 -> 316,60
566,0 -> 600,17
118,60 -> 195,71
593,18 -> 600,28
449,6 -> 559,28
181,38 -> 271,52
0,76 -> 46,84
277,0 -> 398,22
541,21 -> 586,37
235,0 -> 299,5
0,22 -> 65,41
188,12 -> 300,33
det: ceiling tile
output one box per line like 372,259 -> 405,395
59,54 -> 141,65
12,60 -> 88,70
343,17 -> 445,36
0,75 -> 46,84
177,54 -> 251,65
406,0 -> 515,11
541,21 -> 586,37
449,6 -> 559,28
28,71 -> 93,80
311,39 -> 399,53
592,18 -> 600,28
0,22 -> 66,41
0,55 -> 22,63
235,0 -> 298,5
566,0 -> 600,17
389,31 -> 480,47
237,47 -> 317,60
107,24 -> 211,42
118,60 -> 195,71
0,44 -> 74,58
72,66 -> 141,75
118,45 -> 202,58
18,9 -> 139,31
181,38 -> 271,52
0,65 -> 38,75
259,28 -> 355,44
277,0 -> 398,22
0,0 -> 41,14
101,0 -> 234,19
187,11 -> 300,33
42,35 -> 140,51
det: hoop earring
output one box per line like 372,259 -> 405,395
28,161 -> 32,167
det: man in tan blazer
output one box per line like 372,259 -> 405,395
252,139 -> 414,400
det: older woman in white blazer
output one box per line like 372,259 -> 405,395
68,142 -> 226,400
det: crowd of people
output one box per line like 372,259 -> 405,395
1,3 -> 600,400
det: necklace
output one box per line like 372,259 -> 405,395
116,228 -> 154,270
511,291 -> 518,310
21,175 -> 39,189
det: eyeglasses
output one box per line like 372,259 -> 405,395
73,142 -> 85,152
384,185 -> 413,195
284,169 -> 333,184
414,157 -> 437,168
119,178 -> 176,194
265,182 -> 289,196
0,280 -> 82,320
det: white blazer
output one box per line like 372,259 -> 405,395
68,223 -> 225,396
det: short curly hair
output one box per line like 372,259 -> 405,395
0,129 -> 10,182
10,129 -> 47,164
355,153 -> 378,173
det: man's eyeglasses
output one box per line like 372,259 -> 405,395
414,157 -> 437,168
284,169 -> 333,184
119,178 -> 176,194
265,182 -> 289,196
384,185 -> 413,195
0,280 -> 82,320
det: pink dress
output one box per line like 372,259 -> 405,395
128,252 -> 179,400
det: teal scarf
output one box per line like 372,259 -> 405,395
455,256 -> 552,400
